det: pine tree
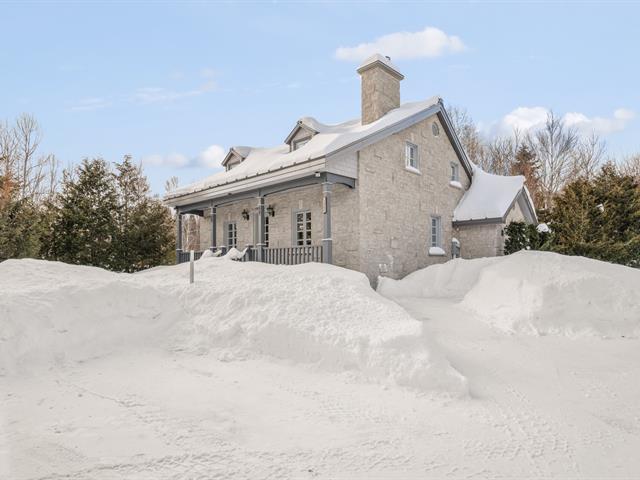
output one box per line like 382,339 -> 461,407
113,155 -> 174,272
45,158 -> 118,268
0,172 -> 43,260
549,163 -> 640,266
511,144 -> 543,211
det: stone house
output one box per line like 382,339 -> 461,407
164,54 -> 537,283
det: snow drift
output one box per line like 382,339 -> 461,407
0,258 -> 466,395
378,251 -> 640,338
0,259 -> 183,373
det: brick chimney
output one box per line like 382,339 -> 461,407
357,54 -> 404,125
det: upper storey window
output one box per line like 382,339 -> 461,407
405,142 -> 419,171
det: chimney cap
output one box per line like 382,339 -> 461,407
356,53 -> 404,80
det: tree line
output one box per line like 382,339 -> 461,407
0,114 -> 175,272
448,107 -> 640,267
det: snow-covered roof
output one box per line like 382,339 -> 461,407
167,97 -> 440,199
453,167 -> 533,222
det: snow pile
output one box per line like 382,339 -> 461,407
139,259 -> 467,394
379,251 -> 640,338
0,257 -> 466,394
0,260 -> 184,374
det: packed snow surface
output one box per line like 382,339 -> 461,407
378,250 -> 640,337
3,253 -> 640,479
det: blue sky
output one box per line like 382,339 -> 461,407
2,1 -> 638,194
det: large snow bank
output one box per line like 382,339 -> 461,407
139,259 -> 466,394
0,258 -> 466,394
378,251 -> 640,338
0,260 -> 183,373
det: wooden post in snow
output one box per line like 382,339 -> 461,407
189,250 -> 195,284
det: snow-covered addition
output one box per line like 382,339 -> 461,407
164,53 -> 536,282
453,167 -> 537,258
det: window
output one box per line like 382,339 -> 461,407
226,222 -> 237,249
432,122 -> 440,136
430,216 -> 441,248
405,142 -> 419,170
264,216 -> 269,248
293,137 -> 310,151
294,210 -> 312,246
450,163 -> 459,182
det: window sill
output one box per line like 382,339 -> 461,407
449,180 -> 463,189
405,166 -> 422,175
429,246 -> 446,256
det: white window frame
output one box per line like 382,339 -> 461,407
430,216 -> 441,248
225,221 -> 237,249
450,162 -> 459,182
293,210 -> 312,246
405,142 -> 419,172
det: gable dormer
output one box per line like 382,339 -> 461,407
222,146 -> 251,171
284,119 -> 318,152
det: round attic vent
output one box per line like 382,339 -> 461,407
432,122 -> 440,136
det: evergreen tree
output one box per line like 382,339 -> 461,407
549,163 -> 640,266
44,158 -> 118,268
511,144 -> 543,213
113,156 -> 174,272
503,221 -> 528,254
0,173 -> 43,260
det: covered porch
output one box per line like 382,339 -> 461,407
173,172 -> 355,266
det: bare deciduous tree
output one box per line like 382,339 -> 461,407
164,175 -> 179,194
0,114 -> 59,203
486,131 -> 522,176
618,154 -> 640,181
447,105 -> 490,169
528,112 -> 579,209
571,133 -> 606,180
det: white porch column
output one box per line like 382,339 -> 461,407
209,204 -> 217,251
256,195 -> 266,262
322,181 -> 333,264
175,208 -> 183,263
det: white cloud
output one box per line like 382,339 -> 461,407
488,107 -> 636,137
141,144 -> 226,169
495,106 -> 549,135
141,153 -> 190,168
70,97 -> 112,112
563,108 -> 635,135
197,144 -> 226,168
131,81 -> 216,105
335,26 -> 466,62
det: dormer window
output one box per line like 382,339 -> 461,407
292,137 -> 311,151
221,146 -> 251,172
285,119 -> 319,152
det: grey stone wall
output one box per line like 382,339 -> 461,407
197,183 -> 359,269
356,114 -> 470,283
453,200 -> 528,259
360,67 -> 401,125
454,223 -> 502,259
